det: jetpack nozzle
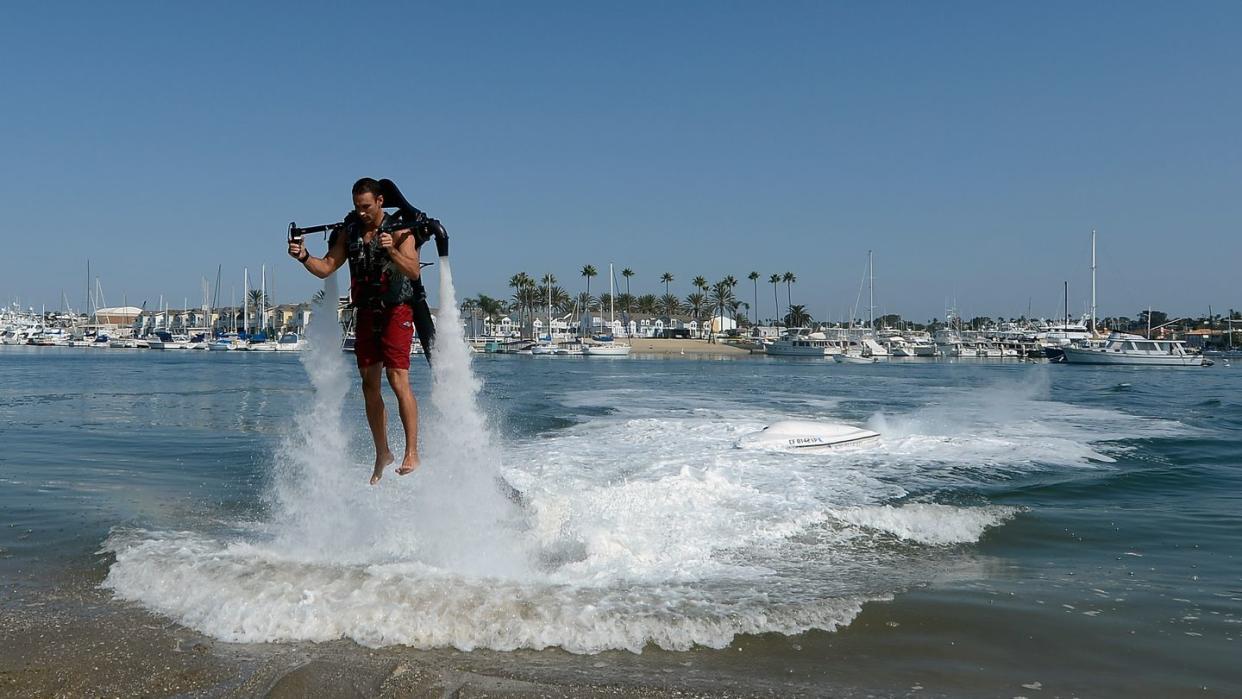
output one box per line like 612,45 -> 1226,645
433,221 -> 449,258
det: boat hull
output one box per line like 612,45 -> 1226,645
583,344 -> 630,356
737,420 -> 880,452
1063,348 -> 1204,366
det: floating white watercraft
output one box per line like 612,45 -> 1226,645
833,351 -> 879,364
1063,332 -> 1212,367
736,420 -> 880,452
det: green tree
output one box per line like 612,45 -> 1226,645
474,294 -> 505,321
768,274 -> 781,324
708,279 -> 737,341
692,276 -> 708,293
580,265 -> 598,298
747,271 -> 760,325
509,272 -> 536,334
784,304 -> 812,327
621,268 -> 635,312
637,294 -> 658,315
660,293 -> 682,318
685,292 -> 706,322
660,272 -> 674,296
781,272 -> 796,320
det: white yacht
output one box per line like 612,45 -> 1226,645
275,332 -> 304,351
934,327 -> 963,357
766,330 -> 840,357
1063,333 -> 1211,366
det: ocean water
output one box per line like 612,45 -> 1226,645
1,339 -> 1239,695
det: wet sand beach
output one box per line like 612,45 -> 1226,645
620,338 -> 752,356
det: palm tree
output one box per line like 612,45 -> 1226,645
576,291 -> 597,313
782,272 -> 796,320
660,272 -> 674,296
785,304 -> 812,328
475,294 -> 505,322
508,272 -> 537,336
660,293 -> 682,318
615,293 -> 635,316
581,265 -> 598,298
692,276 -> 708,294
768,274 -> 780,324
621,268 -> 635,312
708,279 -> 736,341
730,301 -> 746,328
685,292 -> 706,323
747,271 -> 760,325
637,294 -> 658,315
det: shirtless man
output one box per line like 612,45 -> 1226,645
289,178 -> 423,483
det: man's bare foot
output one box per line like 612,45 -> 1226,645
370,451 -> 395,485
396,454 -> 420,476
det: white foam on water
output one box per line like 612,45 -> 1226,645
103,319 -> 1188,653
829,504 -> 1020,546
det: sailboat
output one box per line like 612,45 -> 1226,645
584,263 -> 632,356
530,273 -> 560,355
835,251 -> 880,363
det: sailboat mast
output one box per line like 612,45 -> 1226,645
868,250 -> 874,332
1090,229 -> 1097,334
609,263 -> 616,334
243,267 -> 249,334
1064,281 -> 1069,328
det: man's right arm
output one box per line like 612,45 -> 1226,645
289,233 -> 348,279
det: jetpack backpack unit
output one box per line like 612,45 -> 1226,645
288,178 -> 449,364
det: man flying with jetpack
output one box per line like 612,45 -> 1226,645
288,177 -> 447,485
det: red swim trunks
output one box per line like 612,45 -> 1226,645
353,304 -> 414,370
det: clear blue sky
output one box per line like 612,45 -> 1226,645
2,1 -> 1239,323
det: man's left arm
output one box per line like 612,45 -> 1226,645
381,229 -> 422,280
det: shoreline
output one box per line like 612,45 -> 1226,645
616,338 -> 753,357
6,568 -> 1233,698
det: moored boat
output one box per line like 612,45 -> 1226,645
1063,333 -> 1211,367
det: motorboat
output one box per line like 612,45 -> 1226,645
275,332 -> 304,351
833,351 -> 879,364
736,420 -> 880,452
934,327 -> 963,357
1063,333 -> 1212,366
766,329 -> 840,357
